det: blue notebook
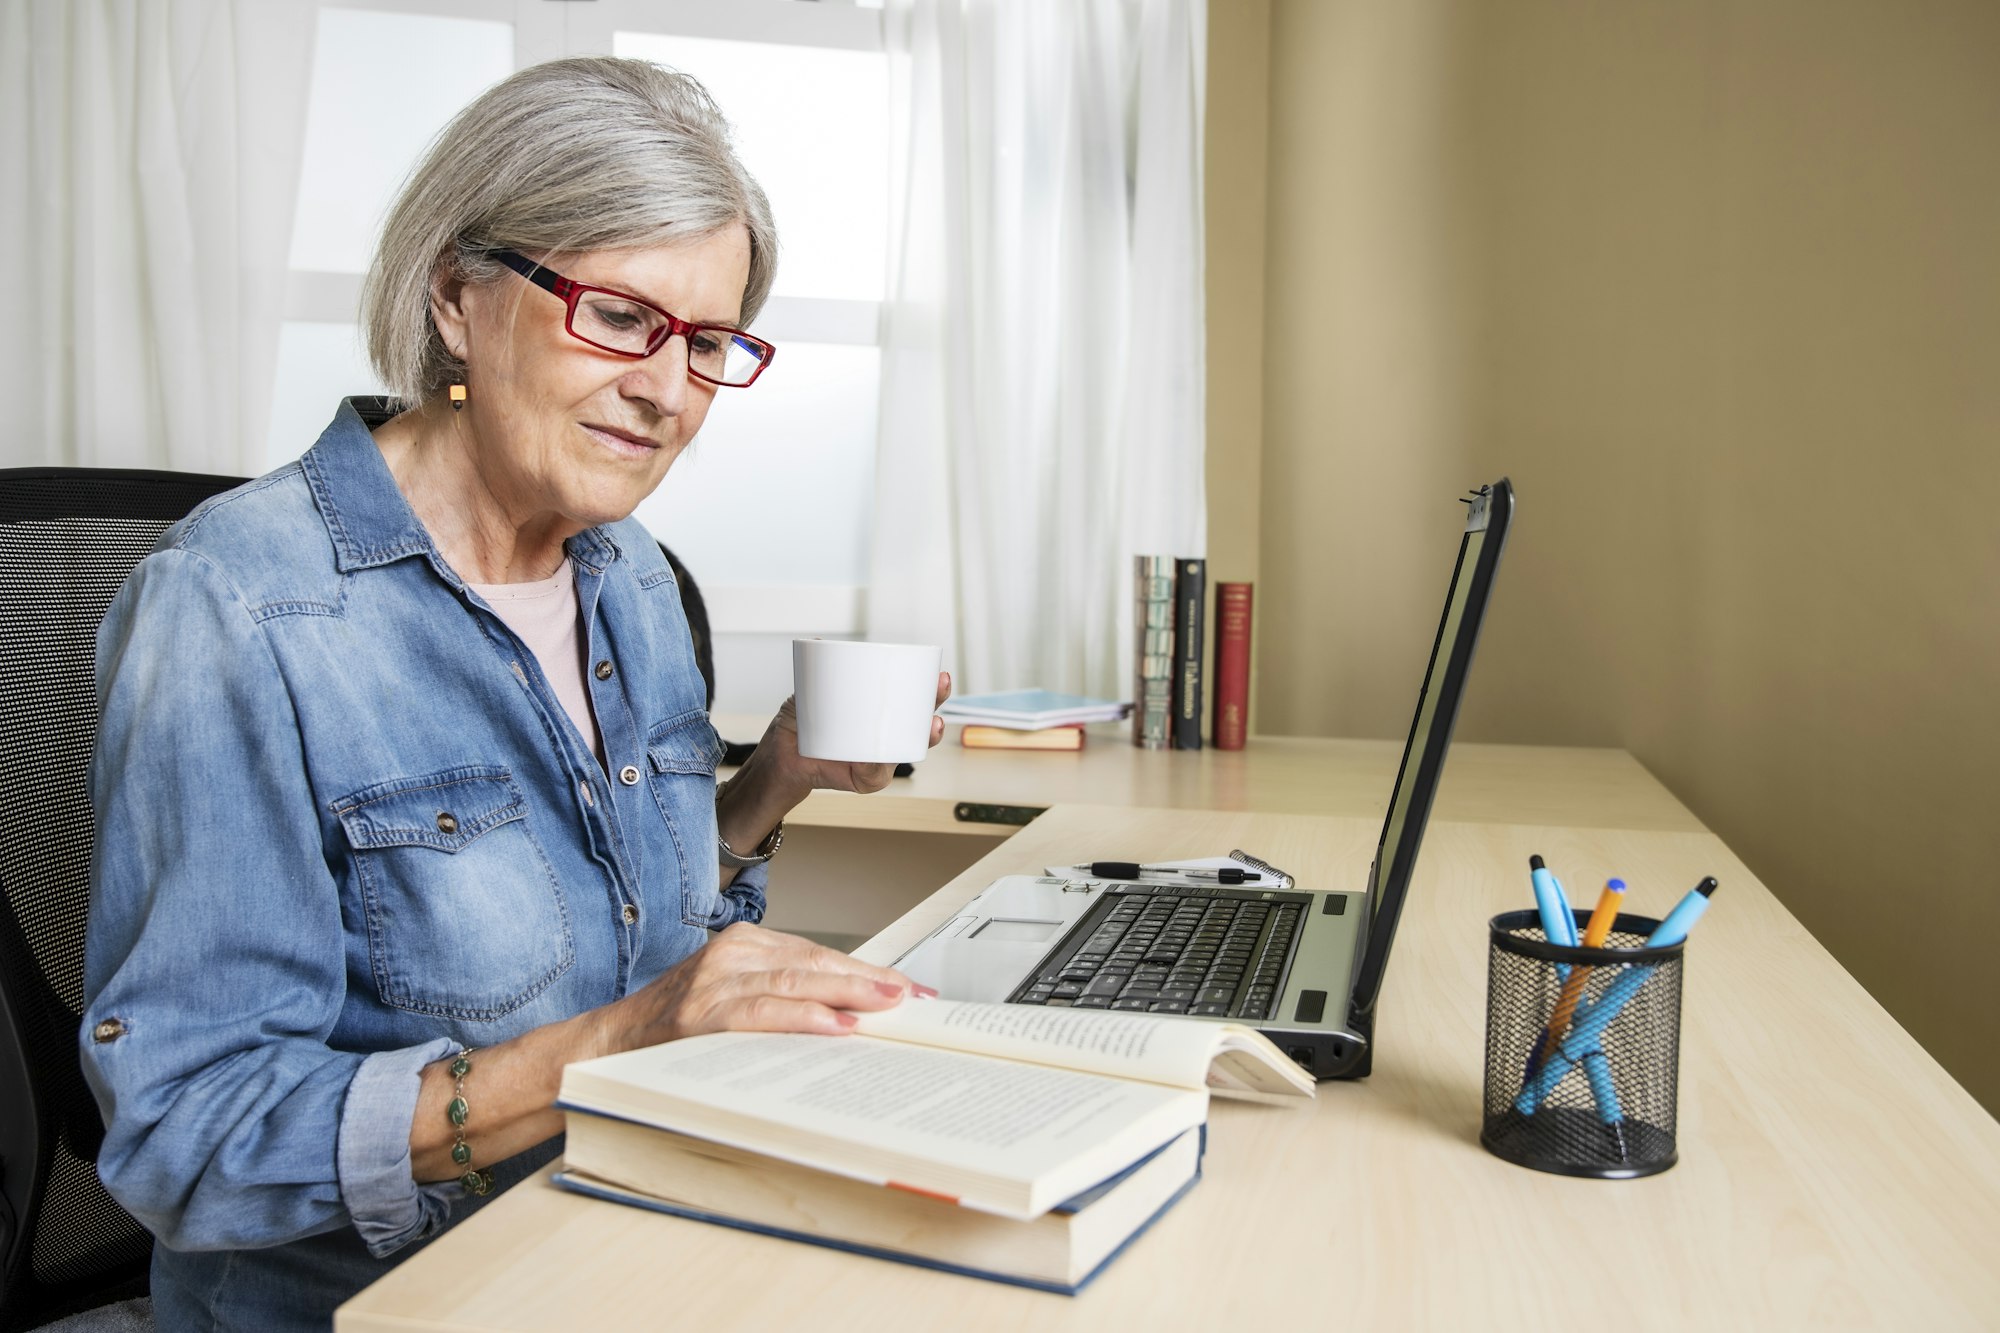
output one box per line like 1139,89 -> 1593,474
555,1120 -> 1204,1295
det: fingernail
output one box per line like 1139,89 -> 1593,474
834,1010 -> 858,1029
912,984 -> 939,999
875,980 -> 905,997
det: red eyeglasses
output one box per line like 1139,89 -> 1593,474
490,249 -> 776,388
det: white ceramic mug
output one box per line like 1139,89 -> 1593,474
791,639 -> 943,764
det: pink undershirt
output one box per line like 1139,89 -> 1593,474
469,560 -> 605,764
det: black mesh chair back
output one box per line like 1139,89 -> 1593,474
658,543 -> 717,712
0,468 -> 248,1331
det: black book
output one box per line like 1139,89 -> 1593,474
1170,558 -> 1205,750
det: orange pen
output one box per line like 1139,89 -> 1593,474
1541,877 -> 1627,1051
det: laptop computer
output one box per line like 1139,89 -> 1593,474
894,478 -> 1514,1080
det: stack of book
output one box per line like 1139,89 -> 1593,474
937,690 -> 1131,751
1132,560 -> 1254,751
555,999 -> 1313,1293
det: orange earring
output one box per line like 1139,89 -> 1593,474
449,384 -> 468,411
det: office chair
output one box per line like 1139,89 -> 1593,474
657,542 -> 751,765
0,468 -> 725,1331
0,468 -> 247,1331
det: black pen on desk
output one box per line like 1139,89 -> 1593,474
1071,861 -> 1263,884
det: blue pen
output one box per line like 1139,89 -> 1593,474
1641,875 -> 1719,951
1525,858 -> 1623,1150
1581,1050 -> 1628,1160
1529,855 -> 1579,949
1521,856 -> 1581,1079
1516,878 -> 1720,1115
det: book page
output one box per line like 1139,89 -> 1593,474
852,999 -> 1313,1099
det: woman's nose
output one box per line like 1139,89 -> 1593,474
623,337 -> 692,416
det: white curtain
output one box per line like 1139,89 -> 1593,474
869,0 -> 1208,701
0,0 -> 315,474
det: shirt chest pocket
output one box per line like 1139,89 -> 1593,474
644,711 -> 726,927
334,767 -> 575,1021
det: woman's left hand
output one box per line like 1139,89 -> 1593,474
761,671 -> 952,796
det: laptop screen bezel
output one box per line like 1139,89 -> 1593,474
1347,478 -> 1514,1021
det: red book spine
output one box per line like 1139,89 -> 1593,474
1211,583 -> 1253,750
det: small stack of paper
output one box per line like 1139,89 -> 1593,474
938,690 -> 1132,731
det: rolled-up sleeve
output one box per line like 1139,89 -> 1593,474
338,1041 -> 461,1256
81,549 -> 442,1256
710,860 -> 770,927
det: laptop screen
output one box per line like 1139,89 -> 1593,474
1347,480 -> 1512,1019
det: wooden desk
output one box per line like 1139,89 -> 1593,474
713,714 -> 1705,836
339,805 -> 2000,1330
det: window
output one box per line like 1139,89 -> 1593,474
275,0 -> 889,714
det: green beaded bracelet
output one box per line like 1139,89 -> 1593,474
449,1050 -> 493,1196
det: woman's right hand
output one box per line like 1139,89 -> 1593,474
594,923 -> 932,1055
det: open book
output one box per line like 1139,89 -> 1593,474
556,999 -> 1313,1222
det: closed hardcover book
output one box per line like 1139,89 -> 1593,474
1211,582 -> 1253,750
1133,556 -> 1176,749
1170,559 -> 1205,750
557,1120 -> 1204,1295
960,724 -> 1086,751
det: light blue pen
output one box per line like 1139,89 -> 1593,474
1522,855 -> 1578,1079
1516,877 -> 1720,1115
1529,854 -> 1579,950
1526,855 -> 1621,1150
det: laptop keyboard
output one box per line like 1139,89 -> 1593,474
1007,885 -> 1312,1021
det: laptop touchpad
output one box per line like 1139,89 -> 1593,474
973,918 -> 1063,943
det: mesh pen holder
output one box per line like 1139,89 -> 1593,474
1480,909 -> 1684,1179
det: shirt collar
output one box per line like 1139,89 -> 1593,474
300,397 -> 622,580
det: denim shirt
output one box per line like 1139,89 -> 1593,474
79,399 -> 766,1330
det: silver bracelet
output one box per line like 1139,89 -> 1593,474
715,778 -> 784,866
717,822 -> 784,866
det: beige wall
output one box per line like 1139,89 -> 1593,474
1202,0 -> 1271,729
1211,0 -> 2000,1113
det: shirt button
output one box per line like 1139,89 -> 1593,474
594,659 -> 615,681
580,781 -> 595,807
435,812 -> 458,835
618,764 -> 641,786
621,903 -> 640,925
92,1018 -> 127,1043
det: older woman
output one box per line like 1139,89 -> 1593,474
79,57 -> 942,1332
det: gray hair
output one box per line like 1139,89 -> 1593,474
362,56 -> 778,405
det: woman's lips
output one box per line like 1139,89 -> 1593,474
581,423 -> 659,455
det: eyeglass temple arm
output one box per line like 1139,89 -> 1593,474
490,249 -> 571,299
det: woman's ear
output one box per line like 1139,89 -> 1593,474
429,265 -> 472,364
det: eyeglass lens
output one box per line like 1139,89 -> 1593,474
573,291 -> 767,385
